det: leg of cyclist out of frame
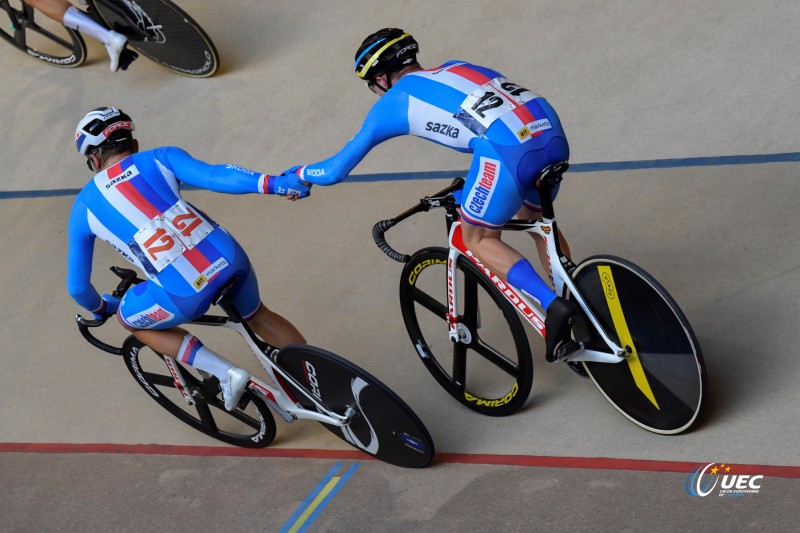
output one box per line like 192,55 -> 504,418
246,303 -> 307,347
25,0 -> 128,71
23,0 -> 68,21
515,204 -> 572,279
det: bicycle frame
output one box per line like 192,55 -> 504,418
0,0 -> 30,48
76,267 -> 353,429
1,0 -> 81,58
373,169 -> 629,365
445,220 -> 627,364
164,315 -> 353,427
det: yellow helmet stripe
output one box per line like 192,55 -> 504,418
357,33 -> 411,79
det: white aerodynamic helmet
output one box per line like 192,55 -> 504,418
75,106 -> 135,156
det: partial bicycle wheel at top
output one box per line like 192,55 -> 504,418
275,344 -> 435,468
399,247 -> 534,417
90,0 -> 219,77
0,0 -> 87,67
122,336 -> 277,448
567,255 -> 707,434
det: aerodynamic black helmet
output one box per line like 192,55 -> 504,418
354,28 -> 419,80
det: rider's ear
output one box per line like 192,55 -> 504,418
87,153 -> 100,171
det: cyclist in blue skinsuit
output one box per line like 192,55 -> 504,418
279,28 -> 579,361
67,107 -> 310,410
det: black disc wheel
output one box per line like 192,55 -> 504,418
399,247 -> 533,416
568,255 -> 707,434
90,0 -> 219,77
122,336 -> 276,447
276,344 -> 435,468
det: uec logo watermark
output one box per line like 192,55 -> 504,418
685,463 -> 764,497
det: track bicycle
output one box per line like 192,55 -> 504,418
1,0 -> 219,77
373,162 -> 707,434
75,266 -> 434,467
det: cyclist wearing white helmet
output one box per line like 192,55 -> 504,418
279,28 -> 579,362
67,107 -> 310,410
24,0 -> 135,72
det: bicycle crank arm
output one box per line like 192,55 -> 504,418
561,347 -> 626,364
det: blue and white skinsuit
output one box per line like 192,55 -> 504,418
295,61 -> 570,307
67,147 -> 274,330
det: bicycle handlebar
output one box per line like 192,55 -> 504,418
110,266 -> 141,298
372,178 -> 464,263
76,313 -> 124,355
74,266 -> 144,356
372,219 -> 411,263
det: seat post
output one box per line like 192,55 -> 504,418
538,182 -> 556,220
535,161 -> 569,221
211,277 -> 244,323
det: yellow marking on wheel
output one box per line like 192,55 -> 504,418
597,266 -> 660,409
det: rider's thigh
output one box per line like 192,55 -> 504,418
118,280 -> 193,330
516,203 -> 543,220
518,135 -> 569,211
460,144 -> 525,230
228,263 -> 262,321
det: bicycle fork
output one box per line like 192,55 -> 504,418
161,355 -> 196,406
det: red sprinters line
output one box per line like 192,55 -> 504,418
1,443 -> 798,479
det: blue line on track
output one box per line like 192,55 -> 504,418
3,151 -> 798,200
299,463 -> 360,532
278,462 -> 361,533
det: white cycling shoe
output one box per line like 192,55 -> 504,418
221,367 -> 250,411
105,31 -> 128,72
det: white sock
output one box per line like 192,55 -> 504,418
63,6 -> 113,45
177,335 -> 232,383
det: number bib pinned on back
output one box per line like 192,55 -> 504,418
454,77 -> 540,137
129,200 -> 215,277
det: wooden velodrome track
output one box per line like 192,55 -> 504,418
1,1 -> 798,530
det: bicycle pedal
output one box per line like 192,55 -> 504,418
555,340 -> 581,362
118,49 -> 139,71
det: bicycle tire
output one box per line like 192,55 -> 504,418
567,255 -> 707,434
275,344 -> 435,468
399,247 -> 533,416
122,336 -> 276,447
90,0 -> 218,77
0,2 -> 86,67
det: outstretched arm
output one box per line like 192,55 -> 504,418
291,90 -> 410,186
150,146 -> 307,198
152,146 -> 269,193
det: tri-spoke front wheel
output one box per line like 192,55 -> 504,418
122,336 -> 276,447
399,247 -> 533,416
